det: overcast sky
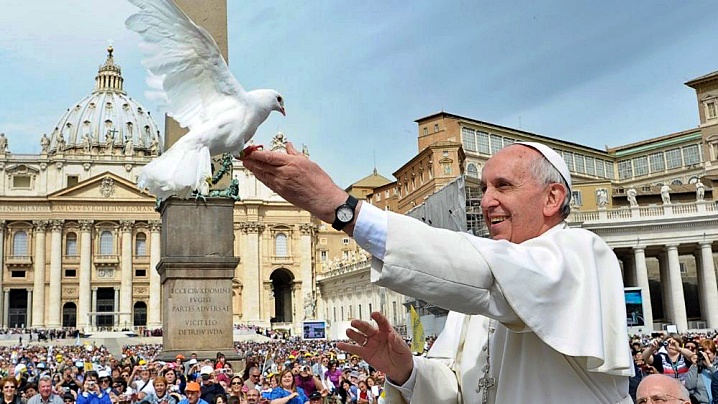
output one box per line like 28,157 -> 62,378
1,1 -> 717,187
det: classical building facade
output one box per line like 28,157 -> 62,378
0,49 -> 316,334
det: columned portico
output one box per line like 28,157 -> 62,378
240,220 -> 264,324
633,246 -> 653,329
31,221 -> 46,328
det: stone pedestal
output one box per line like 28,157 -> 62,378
156,198 -> 239,361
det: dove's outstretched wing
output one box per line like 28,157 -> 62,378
126,0 -> 244,130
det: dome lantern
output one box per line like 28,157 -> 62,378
94,46 -> 126,94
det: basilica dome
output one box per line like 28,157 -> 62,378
48,47 -> 162,156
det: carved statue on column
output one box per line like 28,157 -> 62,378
56,132 -> 66,153
124,136 -> 134,156
627,188 -> 638,207
0,133 -> 7,153
696,181 -> 705,202
105,129 -> 115,154
40,134 -> 50,154
149,136 -> 160,156
660,185 -> 671,205
83,134 -> 92,154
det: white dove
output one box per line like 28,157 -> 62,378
126,0 -> 285,201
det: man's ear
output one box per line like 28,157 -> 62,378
543,183 -> 567,217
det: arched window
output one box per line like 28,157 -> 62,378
133,301 -> 147,326
66,232 -> 78,256
135,233 -> 147,256
99,231 -> 113,255
275,233 -> 288,257
466,163 -> 479,178
13,231 -> 28,256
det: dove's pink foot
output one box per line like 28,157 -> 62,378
238,144 -> 264,159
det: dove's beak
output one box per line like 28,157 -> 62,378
280,106 -> 286,116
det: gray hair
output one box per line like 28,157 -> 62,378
526,153 -> 572,220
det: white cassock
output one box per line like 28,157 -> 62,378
353,204 -> 634,404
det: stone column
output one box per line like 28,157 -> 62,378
666,244 -> 688,331
26,288 -> 33,327
91,287 -> 98,331
31,221 -> 46,328
240,221 -> 263,323
2,289 -> 8,327
156,198 -> 239,360
0,221 -> 4,328
47,219 -> 64,328
77,220 -> 93,332
148,220 -> 162,329
698,242 -> 718,328
633,247 -> 653,330
114,286 -> 121,330
119,220 -> 134,330
299,224 -> 315,320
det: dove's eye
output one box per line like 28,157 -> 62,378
277,96 -> 283,103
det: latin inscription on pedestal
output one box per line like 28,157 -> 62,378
164,278 -> 234,351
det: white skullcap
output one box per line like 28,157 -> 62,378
515,142 -> 572,193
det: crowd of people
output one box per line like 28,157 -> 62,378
0,336 -> 386,404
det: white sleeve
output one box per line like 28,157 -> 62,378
353,202 -> 387,260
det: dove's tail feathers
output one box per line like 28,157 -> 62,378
137,142 -> 212,201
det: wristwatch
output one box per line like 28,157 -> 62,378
332,195 -> 359,231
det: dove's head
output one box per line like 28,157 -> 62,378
253,89 -> 286,116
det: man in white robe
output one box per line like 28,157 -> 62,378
242,141 -> 634,403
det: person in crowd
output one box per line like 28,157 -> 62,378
355,381 -> 372,404
244,388 -> 261,404
293,366 -> 322,399
28,376 -> 63,404
226,377 -> 243,402
20,383 -> 38,404
198,367 -> 223,404
56,369 -> 80,395
323,361 -> 341,396
242,369 -> 260,392
241,140 -> 633,403
97,373 -> 112,396
337,380 -> 355,404
76,373 -> 110,404
684,339 -> 717,404
306,392 -> 321,404
636,374 -> 691,404
210,395 -> 226,404
642,334 -> 693,382
177,383 -> 206,404
146,376 -> 178,404
130,366 -> 155,401
61,393 -> 74,404
160,369 -> 183,396
2,376 -> 22,404
267,370 -> 306,404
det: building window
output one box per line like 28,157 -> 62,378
319,237 -> 327,245
649,152 -> 665,173
65,232 -> 78,256
342,238 -> 350,245
13,231 -> 28,255
617,160 -> 632,180
434,124 -> 439,133
633,156 -> 648,176
490,134 -> 503,154
683,144 -> 700,166
707,101 -> 717,119
67,175 -> 79,188
477,132 -> 490,154
423,127 -> 428,136
12,176 -> 31,189
584,157 -> 595,176
571,190 -> 583,206
563,152 -> 575,172
665,148 -> 682,169
275,233 -> 288,256
320,251 -> 328,261
135,233 -> 147,256
595,160 -> 606,178
358,304 -> 362,320
11,271 -> 25,278
135,269 -> 147,277
333,307 -> 336,322
461,128 -> 476,152
341,307 -> 344,321
605,162 -> 615,179
466,163 -> 479,178
574,155 -> 586,174
64,269 -> 77,277
99,231 -> 113,254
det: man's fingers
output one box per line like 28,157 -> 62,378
371,311 -> 393,334
349,319 -> 377,337
286,142 -> 302,156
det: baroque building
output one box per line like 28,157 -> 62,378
0,49 -> 316,335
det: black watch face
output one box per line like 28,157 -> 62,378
337,206 -> 354,222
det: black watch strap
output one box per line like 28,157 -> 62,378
332,195 -> 359,231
